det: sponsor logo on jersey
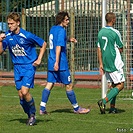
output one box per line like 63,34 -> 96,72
12,44 -> 27,56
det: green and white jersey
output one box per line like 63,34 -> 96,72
97,26 -> 124,72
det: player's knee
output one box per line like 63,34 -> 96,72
21,91 -> 28,97
21,86 -> 29,97
66,83 -> 73,91
45,82 -> 54,90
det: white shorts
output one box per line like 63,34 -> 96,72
105,68 -> 125,84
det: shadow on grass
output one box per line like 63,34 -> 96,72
50,108 -> 72,113
106,108 -> 125,113
9,118 -> 52,125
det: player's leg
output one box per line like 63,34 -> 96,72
98,69 -> 125,114
102,69 -> 125,104
102,82 -> 124,110
21,86 -> 36,115
21,86 -> 36,125
14,65 -> 31,119
60,70 -> 90,114
40,71 -> 55,115
109,83 -> 118,113
18,90 -> 30,118
40,82 -> 54,114
65,83 -> 79,111
109,95 -> 118,113
21,64 -> 36,125
14,64 -> 36,125
17,84 -> 36,125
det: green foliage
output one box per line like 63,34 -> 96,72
0,85 -> 132,133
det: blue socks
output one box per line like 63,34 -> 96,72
20,99 -> 30,118
40,88 -> 50,111
66,90 -> 79,111
40,89 -> 79,112
27,98 -> 36,116
20,98 -> 36,118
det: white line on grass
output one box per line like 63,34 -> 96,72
2,95 -> 133,101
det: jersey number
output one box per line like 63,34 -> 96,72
68,76 -> 71,82
49,34 -> 53,49
102,36 -> 108,51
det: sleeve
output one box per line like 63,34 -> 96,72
115,31 -> 123,48
2,39 -> 8,51
28,32 -> 45,47
97,41 -> 100,48
57,29 -> 65,47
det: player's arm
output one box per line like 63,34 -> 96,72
97,47 -> 104,75
33,41 -> 47,66
0,33 -> 6,55
54,29 -> 64,71
54,46 -> 61,71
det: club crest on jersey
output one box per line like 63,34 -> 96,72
12,44 -> 27,56
19,38 -> 25,44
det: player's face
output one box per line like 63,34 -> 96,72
61,16 -> 69,28
7,18 -> 20,34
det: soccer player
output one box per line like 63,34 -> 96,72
97,12 -> 125,114
0,12 -> 47,125
40,11 -> 90,114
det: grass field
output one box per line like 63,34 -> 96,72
0,84 -> 132,133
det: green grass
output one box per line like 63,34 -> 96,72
0,85 -> 132,133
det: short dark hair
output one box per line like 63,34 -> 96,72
105,12 -> 116,23
7,12 -> 20,22
55,11 -> 69,25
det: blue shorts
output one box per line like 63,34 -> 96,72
14,64 -> 36,90
47,70 -> 71,85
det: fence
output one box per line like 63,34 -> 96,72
0,0 -> 132,98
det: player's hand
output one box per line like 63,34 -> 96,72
32,59 -> 41,67
99,65 -> 104,75
69,37 -> 77,43
108,83 -> 113,89
0,33 -> 6,41
54,62 -> 59,71
118,47 -> 123,53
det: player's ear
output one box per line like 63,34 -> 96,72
17,21 -> 20,26
112,18 -> 116,25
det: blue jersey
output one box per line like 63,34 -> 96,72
48,25 -> 69,71
2,28 -> 45,65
